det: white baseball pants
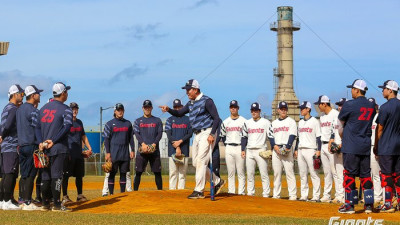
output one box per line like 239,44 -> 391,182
246,148 -> 270,197
332,153 -> 344,200
192,128 -> 220,193
226,145 -> 246,195
371,147 -> 382,202
169,157 -> 188,190
272,150 -> 297,199
297,148 -> 321,200
102,171 -> 132,194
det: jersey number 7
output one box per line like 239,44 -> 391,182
358,107 -> 374,121
41,109 -> 56,123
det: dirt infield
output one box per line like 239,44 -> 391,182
68,189 -> 400,222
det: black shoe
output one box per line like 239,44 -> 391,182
52,205 -> 72,212
338,204 -> 355,214
33,197 -> 42,204
364,204 -> 373,214
187,191 -> 205,199
214,179 -> 226,195
40,204 -> 51,212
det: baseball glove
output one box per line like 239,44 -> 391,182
102,161 -> 112,173
171,154 -> 185,164
313,155 -> 322,170
330,142 -> 341,154
81,150 -> 92,158
278,145 -> 291,156
138,144 -> 156,154
33,149 -> 49,168
259,150 -> 272,159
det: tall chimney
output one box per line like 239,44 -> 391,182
270,6 -> 300,121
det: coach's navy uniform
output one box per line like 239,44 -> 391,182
338,79 -> 376,212
65,119 -> 86,178
165,115 -> 192,158
133,116 -> 163,173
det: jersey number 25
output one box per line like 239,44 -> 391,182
41,109 -> 56,123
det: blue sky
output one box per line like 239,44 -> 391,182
0,0 -> 399,129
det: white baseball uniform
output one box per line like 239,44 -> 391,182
320,108 -> 343,201
241,117 -> 273,197
221,116 -> 246,195
371,113 -> 382,202
271,116 -> 297,199
297,116 -> 321,200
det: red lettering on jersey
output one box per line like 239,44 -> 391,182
41,109 -> 56,123
320,122 -> 331,127
226,127 -> 242,132
299,127 -> 313,133
113,127 -> 129,132
140,123 -> 156,128
358,107 -> 374,121
172,123 -> 188,128
248,128 -> 264,133
70,127 -> 82,132
273,127 -> 289,133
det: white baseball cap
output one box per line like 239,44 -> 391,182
314,95 -> 330,104
181,79 -> 200,90
52,82 -> 71,95
347,79 -> 368,91
25,85 -> 43,97
8,84 -> 24,98
378,80 -> 399,91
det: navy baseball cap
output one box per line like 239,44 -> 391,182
335,98 -> 347,106
181,79 -> 200,90
115,103 -> 124,110
378,80 -> 399,91
277,101 -> 288,109
143,100 -> 152,107
230,100 -> 239,108
25,85 -> 43,97
250,102 -> 261,111
368,98 -> 378,106
314,95 -> 330,105
346,79 -> 368,91
298,101 -> 312,110
172,99 -> 182,107
70,102 -> 79,109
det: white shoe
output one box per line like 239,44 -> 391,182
126,188 -> 132,192
320,196 -> 331,203
289,196 -> 297,201
308,198 -> 321,202
272,196 -> 280,199
2,200 -> 21,210
299,197 -> 308,201
0,200 -> 3,209
22,203 -> 40,211
262,195 -> 271,198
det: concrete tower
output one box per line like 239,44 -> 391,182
270,6 -> 300,121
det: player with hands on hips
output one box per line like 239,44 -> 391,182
221,100 -> 246,195
374,80 -> 400,213
270,101 -> 297,200
240,102 -> 271,197
337,79 -> 376,214
103,103 -> 135,195
295,101 -> 321,202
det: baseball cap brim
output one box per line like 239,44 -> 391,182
378,85 -> 385,89
346,84 -> 353,88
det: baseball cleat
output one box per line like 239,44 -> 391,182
320,196 -> 331,203
62,195 -> 73,205
308,198 -> 321,203
214,179 -> 226,195
299,197 -> 308,201
338,204 -> 355,214
52,205 -> 72,212
364,204 -> 373,214
187,191 -> 205,199
22,203 -> 41,211
289,196 -> 297,201
377,203 -> 395,213
2,200 -> 21,210
102,193 -> 108,197
77,194 -> 88,202
40,204 -> 51,212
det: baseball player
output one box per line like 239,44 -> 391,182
36,82 -> 73,212
367,98 -> 383,204
314,95 -> 344,203
165,99 -> 192,190
374,80 -> 400,213
337,79 -> 376,214
295,101 -> 321,202
270,101 -> 297,200
221,100 -> 246,195
0,84 -> 24,210
159,79 -> 224,199
335,98 -> 347,112
62,102 -> 92,204
241,102 -> 272,197
133,100 -> 163,191
103,103 -> 135,195
16,85 -> 43,210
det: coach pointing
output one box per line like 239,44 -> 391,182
159,79 -> 225,199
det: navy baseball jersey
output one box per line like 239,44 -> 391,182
133,116 -> 163,155
68,119 -> 86,159
0,103 -> 18,153
16,102 -> 39,146
103,118 -> 134,162
338,96 -> 376,155
165,115 -> 192,157
375,98 -> 400,155
37,100 -> 73,156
